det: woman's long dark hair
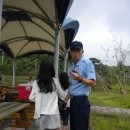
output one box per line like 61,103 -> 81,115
37,59 -> 56,93
59,72 -> 70,90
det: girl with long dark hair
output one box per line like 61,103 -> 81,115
59,72 -> 70,130
29,59 -> 65,130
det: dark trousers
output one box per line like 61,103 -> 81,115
70,96 -> 90,130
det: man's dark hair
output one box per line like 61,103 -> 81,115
59,72 -> 70,90
37,59 -> 56,93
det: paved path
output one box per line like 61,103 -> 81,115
4,128 -> 24,130
91,106 -> 130,115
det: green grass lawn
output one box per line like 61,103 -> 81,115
90,113 -> 130,130
89,91 -> 130,130
89,91 -> 130,109
0,75 -> 33,86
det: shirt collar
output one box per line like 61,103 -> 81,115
72,56 -> 84,66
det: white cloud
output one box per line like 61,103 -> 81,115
67,0 -> 130,65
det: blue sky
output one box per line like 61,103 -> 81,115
67,0 -> 130,64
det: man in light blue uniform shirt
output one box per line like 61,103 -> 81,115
65,41 -> 96,130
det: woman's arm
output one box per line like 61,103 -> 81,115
64,91 -> 71,103
29,81 -> 37,101
55,79 -> 66,100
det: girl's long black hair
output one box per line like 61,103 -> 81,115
59,72 -> 70,90
37,59 -> 56,93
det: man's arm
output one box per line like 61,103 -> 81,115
80,78 -> 96,87
71,72 -> 96,88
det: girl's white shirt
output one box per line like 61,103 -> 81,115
29,78 -> 65,119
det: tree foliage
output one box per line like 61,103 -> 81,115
0,53 -> 64,77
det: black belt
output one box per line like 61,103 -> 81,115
71,95 -> 87,99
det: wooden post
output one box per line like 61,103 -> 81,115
11,119 -> 16,130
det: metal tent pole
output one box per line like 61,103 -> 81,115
12,59 -> 16,87
1,50 -> 4,64
54,28 -> 60,78
63,49 -> 69,72
0,0 -> 3,32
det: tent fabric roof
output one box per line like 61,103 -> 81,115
0,0 -> 75,59
3,0 -> 74,26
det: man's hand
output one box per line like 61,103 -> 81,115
71,71 -> 96,87
71,71 -> 81,81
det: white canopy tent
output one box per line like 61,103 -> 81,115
0,0 -> 74,86
1,0 -> 74,58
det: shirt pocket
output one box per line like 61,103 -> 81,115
76,66 -> 85,79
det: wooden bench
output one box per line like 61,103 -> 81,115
0,85 -> 18,102
0,102 -> 31,129
0,93 -> 6,102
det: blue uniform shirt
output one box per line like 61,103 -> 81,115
68,57 -> 96,96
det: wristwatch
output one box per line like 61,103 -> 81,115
78,78 -> 82,83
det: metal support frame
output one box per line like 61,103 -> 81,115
12,59 -> 16,87
54,28 -> 60,78
0,0 -> 3,32
63,49 -> 69,72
